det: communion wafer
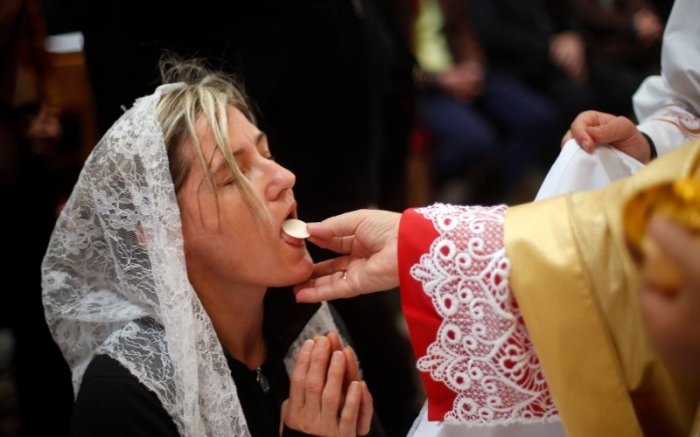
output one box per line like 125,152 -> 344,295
282,219 -> 310,239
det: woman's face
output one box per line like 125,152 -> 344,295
177,106 -> 313,292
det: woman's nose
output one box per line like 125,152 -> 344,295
265,160 -> 296,200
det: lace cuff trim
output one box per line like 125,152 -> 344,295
409,204 -> 558,425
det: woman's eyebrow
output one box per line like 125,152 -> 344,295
231,131 -> 266,157
211,131 -> 268,173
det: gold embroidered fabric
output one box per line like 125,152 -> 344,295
505,140 -> 700,436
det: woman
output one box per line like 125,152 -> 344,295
41,60 -> 374,436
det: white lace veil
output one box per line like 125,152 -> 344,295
41,83 -> 339,435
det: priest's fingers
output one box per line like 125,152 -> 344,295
308,209 -> 400,254
309,257 -> 352,279
294,270 -> 361,303
307,234 -> 356,256
294,258 -> 361,302
307,210 -> 372,240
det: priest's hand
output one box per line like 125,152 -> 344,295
283,336 -> 373,436
561,110 -> 653,163
640,217 -> 700,379
294,209 -> 400,303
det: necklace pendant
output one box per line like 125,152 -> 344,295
256,368 -> 270,393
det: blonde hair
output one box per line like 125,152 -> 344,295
156,57 -> 266,219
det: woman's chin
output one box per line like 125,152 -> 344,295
271,260 -> 314,288
295,259 -> 315,283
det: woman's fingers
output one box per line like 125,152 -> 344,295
279,400 -> 289,435
327,331 -> 343,352
287,334 -> 374,435
338,381 -> 362,437
327,333 -> 360,389
305,336 -> 332,415
321,351 -> 346,429
357,382 -> 374,436
343,346 -> 361,385
288,339 -> 314,412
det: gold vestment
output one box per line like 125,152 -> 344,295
506,141 -> 700,436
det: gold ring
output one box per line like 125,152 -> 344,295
341,271 -> 348,280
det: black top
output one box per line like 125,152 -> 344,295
69,289 -> 336,436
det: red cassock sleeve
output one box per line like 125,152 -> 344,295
397,205 -> 556,425
398,208 -> 455,418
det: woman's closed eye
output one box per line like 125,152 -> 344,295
218,149 -> 274,187
218,171 -> 240,187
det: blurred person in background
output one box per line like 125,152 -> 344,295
0,0 -> 73,435
564,0 -> 699,162
570,0 -> 663,117
468,0 -> 594,126
399,0 -> 559,205
468,0 -> 662,157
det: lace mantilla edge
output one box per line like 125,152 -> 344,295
283,302 -> 341,375
410,204 -> 558,425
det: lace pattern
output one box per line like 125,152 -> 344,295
411,204 -> 558,425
